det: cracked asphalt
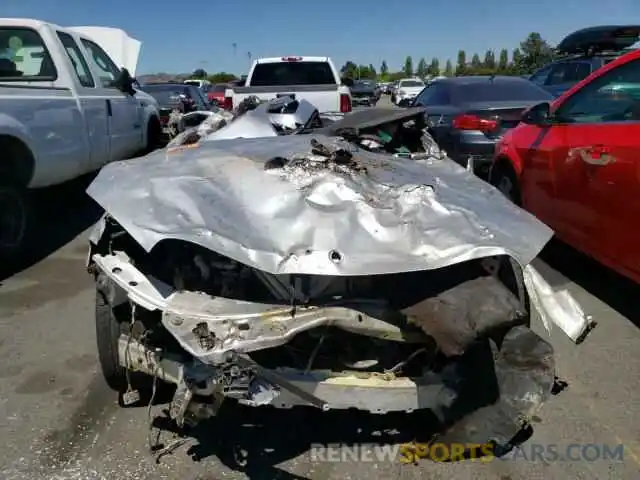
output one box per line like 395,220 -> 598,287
1,99 -> 639,479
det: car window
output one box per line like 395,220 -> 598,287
141,85 -> 188,106
414,83 -> 451,106
556,57 -> 640,123
188,85 -> 209,109
546,62 -> 592,86
454,80 -> 553,103
0,27 -> 57,80
399,80 -> 424,88
564,62 -> 592,82
80,38 -> 121,88
546,63 -> 571,85
530,66 -> 551,85
250,61 -> 336,86
56,32 -> 94,88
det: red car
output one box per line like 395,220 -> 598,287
491,41 -> 640,283
205,84 -> 228,106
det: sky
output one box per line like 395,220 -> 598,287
4,0 -> 640,75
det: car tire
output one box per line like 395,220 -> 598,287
490,163 -> 522,206
0,184 -> 35,257
95,273 -> 150,404
144,116 -> 162,154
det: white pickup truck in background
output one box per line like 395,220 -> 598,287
0,18 -> 161,255
223,56 -> 353,114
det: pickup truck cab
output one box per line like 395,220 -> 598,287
223,56 -> 352,114
0,18 -> 161,255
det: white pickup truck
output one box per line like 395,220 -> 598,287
0,18 -> 161,255
223,56 -> 353,114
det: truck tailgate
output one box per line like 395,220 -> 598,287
232,84 -> 340,113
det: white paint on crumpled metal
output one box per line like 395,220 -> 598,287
86,134 -> 552,275
85,133 -> 592,343
523,263 -> 593,343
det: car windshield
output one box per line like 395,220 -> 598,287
250,61 -> 336,86
141,84 -> 189,106
455,80 -> 554,102
211,84 -> 227,92
400,80 -> 424,87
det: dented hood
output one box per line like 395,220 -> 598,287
86,135 -> 554,276
68,26 -> 141,75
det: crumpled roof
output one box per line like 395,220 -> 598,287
86,134 -> 553,276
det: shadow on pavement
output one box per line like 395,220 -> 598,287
539,239 -> 640,329
0,172 -> 103,282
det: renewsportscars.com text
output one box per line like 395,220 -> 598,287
309,442 -> 625,463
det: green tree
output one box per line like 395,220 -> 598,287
444,59 -> 454,76
429,57 -> 440,76
416,58 -> 428,78
388,71 -> 406,82
455,50 -> 467,76
483,50 -> 496,70
380,60 -> 389,76
192,68 -> 207,79
518,32 -> 555,74
340,61 -> 358,79
368,64 -> 376,77
207,72 -> 237,83
356,64 -> 376,79
511,48 -> 523,74
403,56 -> 414,77
498,49 -> 509,73
470,53 -> 482,73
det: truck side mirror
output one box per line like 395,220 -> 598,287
114,68 -> 136,96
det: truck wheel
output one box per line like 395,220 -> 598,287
144,116 -> 162,154
95,274 -> 150,404
0,185 -> 35,256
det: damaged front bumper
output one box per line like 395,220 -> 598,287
91,247 -> 557,446
85,130 -> 593,448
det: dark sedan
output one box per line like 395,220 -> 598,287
412,76 -> 554,178
350,80 -> 379,107
139,82 -> 211,130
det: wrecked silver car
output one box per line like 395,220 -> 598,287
85,109 -> 592,454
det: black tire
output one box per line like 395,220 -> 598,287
0,185 -> 35,257
490,163 -> 522,206
95,274 -> 151,404
144,116 -> 162,154
95,275 -> 129,391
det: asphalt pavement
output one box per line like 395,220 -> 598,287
1,98 -> 639,480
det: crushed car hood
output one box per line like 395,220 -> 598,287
86,134 -> 553,276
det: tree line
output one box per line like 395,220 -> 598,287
339,32 -> 556,81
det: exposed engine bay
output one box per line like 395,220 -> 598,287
86,113 -> 592,457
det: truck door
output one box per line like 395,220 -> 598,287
56,31 -> 109,170
80,38 -> 141,161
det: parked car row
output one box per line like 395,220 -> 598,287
395,24 -> 640,286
